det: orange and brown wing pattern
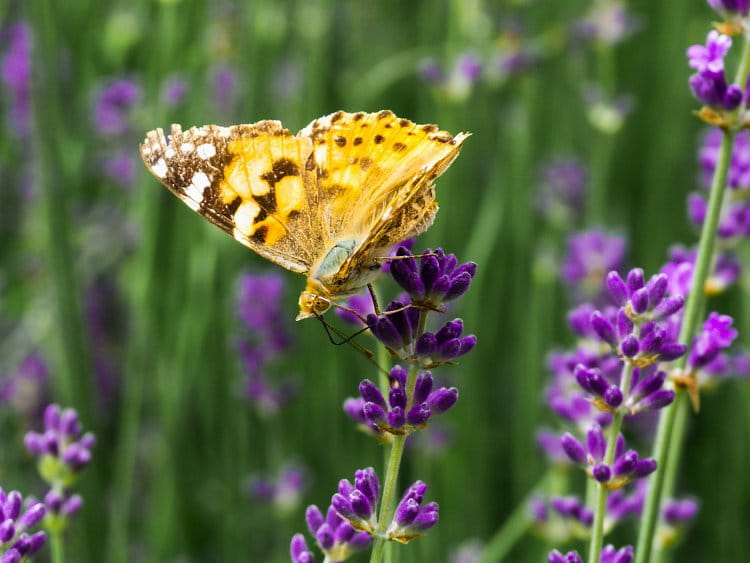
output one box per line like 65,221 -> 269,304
140,121 -> 320,274
298,110 -> 468,242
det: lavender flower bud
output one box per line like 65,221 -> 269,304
606,271 -> 629,305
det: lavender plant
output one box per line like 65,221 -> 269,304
289,247 -> 477,562
24,404 -> 94,563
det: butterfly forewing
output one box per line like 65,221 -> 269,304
140,122 -> 320,274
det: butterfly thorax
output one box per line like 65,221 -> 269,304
296,238 -> 384,320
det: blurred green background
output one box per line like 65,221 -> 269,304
1,0 -> 748,561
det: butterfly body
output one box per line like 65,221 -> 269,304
140,111 -> 468,319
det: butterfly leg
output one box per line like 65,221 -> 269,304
375,252 -> 439,261
367,283 -> 382,316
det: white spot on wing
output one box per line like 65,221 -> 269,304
234,200 -> 261,236
152,158 -> 168,178
182,192 -> 201,210
192,172 -> 210,190
165,148 -> 175,158
180,142 -> 194,153
197,143 -> 217,159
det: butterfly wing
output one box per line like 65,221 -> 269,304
298,110 -> 468,284
140,121 -> 322,274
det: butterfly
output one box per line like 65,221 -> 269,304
140,110 -> 468,320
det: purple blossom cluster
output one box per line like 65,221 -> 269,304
0,488 -> 46,562
549,544 -> 634,563
25,404 -> 94,526
708,0 -> 750,16
364,247 -> 477,366
535,156 -> 587,226
561,426 -> 656,488
0,354 -> 49,417
687,31 -> 743,111
235,273 -> 298,416
25,404 -> 95,474
291,468 -> 439,561
345,366 -> 458,436
1,22 -> 31,136
560,230 -> 627,302
248,465 -> 307,514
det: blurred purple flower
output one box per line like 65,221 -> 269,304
248,464 -> 307,514
687,31 -> 742,110
661,245 -> 740,297
535,156 -> 587,225
708,0 -> 750,15
1,22 -> 31,136
213,65 -> 237,114
561,230 -> 626,301
162,76 -> 188,107
25,404 -> 96,476
237,272 -> 290,355
0,354 -> 49,416
101,151 -> 136,188
0,487 -> 46,560
94,79 -> 141,135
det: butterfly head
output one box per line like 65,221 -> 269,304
296,280 -> 332,321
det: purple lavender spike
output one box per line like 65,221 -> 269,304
591,311 -> 618,346
359,380 -> 387,409
613,451 -> 638,476
604,387 -> 623,408
646,274 -> 668,306
587,425 -> 607,462
630,288 -> 650,315
426,387 -> 458,414
363,402 -> 387,425
412,372 -> 434,404
306,505 -> 324,534
561,433 -> 587,464
606,271 -> 629,305
621,335 -> 639,357
626,268 -> 645,292
406,403 -> 431,426
593,464 -> 612,482
349,490 -> 373,520
387,407 -> 406,428
415,332 -> 438,355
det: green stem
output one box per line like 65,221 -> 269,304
479,470 -> 553,563
370,312 -> 427,563
588,359 -> 636,562
634,126 -> 737,563
50,528 -> 65,563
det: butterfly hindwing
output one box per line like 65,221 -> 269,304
140,122 -> 320,274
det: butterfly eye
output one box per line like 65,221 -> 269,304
313,297 -> 331,313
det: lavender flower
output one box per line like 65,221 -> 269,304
548,550 -> 583,563
589,269 -> 687,366
561,231 -> 626,301
575,365 -> 675,415
25,404 -> 95,483
1,22 -> 31,136
0,354 -> 49,416
599,544 -> 634,563
535,156 -> 587,226
366,306 -> 475,365
331,468 -> 379,534
292,503 -> 372,562
101,151 -> 136,188
43,490 -> 83,529
390,247 -> 477,308
662,498 -> 699,526
248,465 -> 307,514
290,534 -> 316,563
575,1 -> 640,46
353,367 -> 458,435
213,65 -> 238,115
162,75 -> 188,107
687,31 -> 742,111
708,0 -> 750,16
550,495 -> 594,528
94,79 -> 141,135
386,480 -> 439,543
237,272 -> 290,355
0,488 -> 46,561
688,313 -> 738,369
561,425 -> 657,488
661,245 -> 740,296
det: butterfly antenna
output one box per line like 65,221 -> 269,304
313,313 -> 389,376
